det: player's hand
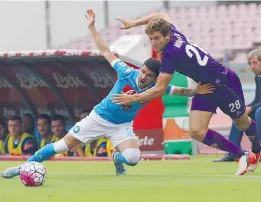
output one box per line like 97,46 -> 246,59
85,9 -> 96,28
246,106 -> 252,114
111,93 -> 136,105
196,83 -> 216,94
116,18 -> 136,29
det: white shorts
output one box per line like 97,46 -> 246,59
68,110 -> 137,147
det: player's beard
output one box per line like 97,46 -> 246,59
138,78 -> 146,89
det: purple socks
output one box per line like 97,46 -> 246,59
202,129 -> 245,158
244,120 -> 261,154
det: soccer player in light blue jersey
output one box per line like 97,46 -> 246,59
2,9 -> 214,179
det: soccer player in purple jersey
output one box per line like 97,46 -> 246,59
112,13 -> 260,175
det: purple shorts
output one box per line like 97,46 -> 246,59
191,69 -> 245,119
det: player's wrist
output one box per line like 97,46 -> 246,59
132,93 -> 140,102
88,24 -> 95,29
133,20 -> 138,27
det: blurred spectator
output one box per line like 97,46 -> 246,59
0,119 -> 7,155
37,114 -> 59,149
52,115 -> 84,157
106,138 -> 114,156
51,115 -> 67,139
22,113 -> 35,136
84,137 -> 114,157
5,116 -> 37,156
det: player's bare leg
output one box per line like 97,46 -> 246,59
233,112 -> 260,172
2,133 -> 80,179
189,110 -> 254,176
189,111 -> 213,142
112,138 -> 140,176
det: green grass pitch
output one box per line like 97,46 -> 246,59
0,155 -> 260,202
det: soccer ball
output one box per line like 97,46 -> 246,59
20,162 -> 47,187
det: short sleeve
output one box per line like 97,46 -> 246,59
160,56 -> 176,75
165,85 -> 176,95
111,59 -> 133,78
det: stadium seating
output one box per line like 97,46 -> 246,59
61,3 -> 261,64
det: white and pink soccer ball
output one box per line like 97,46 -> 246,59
20,162 -> 47,187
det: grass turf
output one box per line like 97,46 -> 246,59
0,155 -> 260,202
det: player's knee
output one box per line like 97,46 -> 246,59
233,113 -> 251,130
189,127 -> 208,141
53,139 -> 70,153
122,148 -> 140,166
63,134 -> 81,150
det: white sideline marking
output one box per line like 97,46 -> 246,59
1,171 -> 260,179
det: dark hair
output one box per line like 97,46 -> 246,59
38,114 -> 51,125
145,18 -> 171,37
23,113 -> 35,125
22,113 -> 35,134
23,113 -> 34,119
143,58 -> 161,77
0,118 -> 7,140
9,116 -> 22,123
52,115 -> 65,125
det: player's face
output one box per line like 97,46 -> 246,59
249,56 -> 261,75
22,116 -> 33,133
8,120 -> 22,136
148,31 -> 170,53
138,66 -> 157,89
51,120 -> 66,138
37,119 -> 50,138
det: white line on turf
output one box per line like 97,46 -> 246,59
1,171 -> 260,179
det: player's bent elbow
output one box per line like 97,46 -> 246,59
159,90 -> 166,97
156,86 -> 166,98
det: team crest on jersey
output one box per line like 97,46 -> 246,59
121,85 -> 145,111
73,126 -> 80,133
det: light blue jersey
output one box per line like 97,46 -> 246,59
94,59 -> 175,124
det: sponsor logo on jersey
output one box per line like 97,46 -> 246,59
121,85 -> 145,111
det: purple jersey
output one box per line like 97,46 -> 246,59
161,24 -> 230,86
161,24 -> 246,118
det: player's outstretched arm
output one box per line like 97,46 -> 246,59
86,9 -> 117,64
116,13 -> 171,29
170,83 -> 216,97
112,72 -> 172,105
